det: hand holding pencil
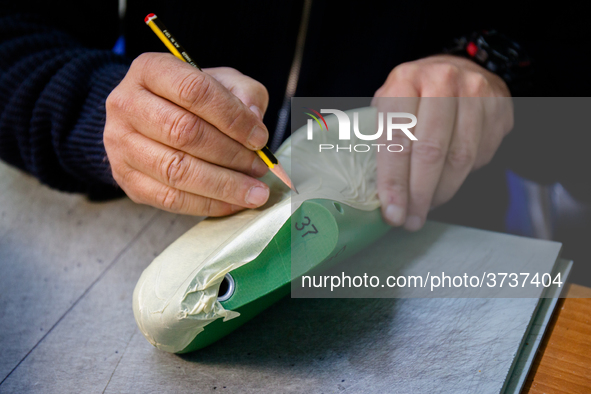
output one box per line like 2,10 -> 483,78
144,14 -> 297,194
103,20 -> 280,216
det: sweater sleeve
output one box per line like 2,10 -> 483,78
0,9 -> 131,199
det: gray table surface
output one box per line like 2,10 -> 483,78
0,162 -> 554,393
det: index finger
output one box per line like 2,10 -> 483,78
405,97 -> 457,231
133,53 -> 269,150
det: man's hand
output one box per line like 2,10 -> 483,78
104,53 -> 271,216
373,55 -> 514,231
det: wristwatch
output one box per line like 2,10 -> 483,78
443,30 -> 533,93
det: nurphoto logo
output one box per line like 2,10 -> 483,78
304,108 -> 418,153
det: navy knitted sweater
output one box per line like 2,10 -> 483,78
0,3 -> 129,199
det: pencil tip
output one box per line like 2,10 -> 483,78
269,163 -> 299,195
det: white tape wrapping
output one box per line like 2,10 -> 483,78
132,107 -> 382,353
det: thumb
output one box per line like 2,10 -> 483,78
204,67 -> 269,121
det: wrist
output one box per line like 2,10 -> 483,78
443,30 -> 533,95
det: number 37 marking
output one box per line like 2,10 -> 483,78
295,216 -> 318,237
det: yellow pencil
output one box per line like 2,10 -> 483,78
144,13 -> 298,194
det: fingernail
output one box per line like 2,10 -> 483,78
404,215 -> 423,232
385,204 -> 405,226
247,125 -> 267,150
249,105 -> 263,120
251,157 -> 268,177
245,186 -> 269,206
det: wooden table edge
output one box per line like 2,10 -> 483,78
523,283 -> 591,393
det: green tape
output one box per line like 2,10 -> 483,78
178,199 -> 390,353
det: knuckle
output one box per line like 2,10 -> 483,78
131,53 -> 156,81
105,91 -> 117,112
189,119 -> 211,150
396,144 -> 413,157
373,86 -> 386,98
436,63 -> 460,82
107,157 -> 122,176
165,111 -> 200,149
116,129 -> 135,150
161,151 -> 191,187
103,133 -> 131,171
380,182 -> 408,199
129,54 -> 146,73
111,168 -> 125,188
103,125 -> 117,149
114,170 -> 142,203
475,148 -> 495,168
225,104 -> 247,133
228,148 -> 252,171
391,62 -> 418,81
212,173 -> 235,202
207,67 -> 238,86
253,80 -> 269,103
229,77 -> 269,110
431,191 -> 452,208
200,197 -> 233,217
465,72 -> 489,96
413,141 -> 445,165
217,66 -> 240,77
386,130 -> 413,153
176,72 -> 211,107
216,66 -> 235,74
410,192 -> 432,211
125,188 -> 144,205
158,186 -> 184,211
133,52 -> 152,68
127,194 -> 141,205
446,146 -> 475,169
119,167 -> 138,189
200,197 -> 215,216
105,90 -> 128,113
